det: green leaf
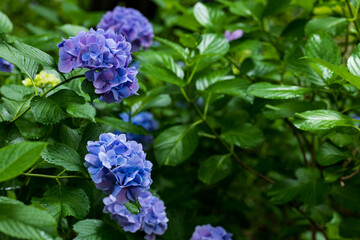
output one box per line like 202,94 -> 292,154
48,89 -> 85,109
124,200 -> 141,215
38,186 -> 89,221
29,4 -> 60,24
154,36 -> 188,61
58,24 -> 88,37
305,57 -> 360,89
347,43 -> 360,77
195,68 -> 229,91
0,40 -> 39,80
0,197 -> 58,240
0,84 -> 34,101
221,123 -> 264,149
1,35 -> 56,69
331,185 -> 360,211
205,78 -> 254,103
197,155 -> 232,185
198,34 -> 229,56
140,63 -> 185,86
78,123 -> 103,158
193,3 -> 225,29
154,124 -> 199,166
0,11 -> 13,33
30,96 -> 68,124
339,218 -> 360,238
316,142 -> 348,166
96,116 -> 148,135
248,82 -> 312,99
263,101 -> 326,120
41,143 -> 87,175
60,125 -> 82,150
15,117 -> 49,139
0,141 -> 47,182
305,17 -> 347,36
268,179 -> 301,204
305,34 -> 341,81
263,0 -> 291,16
81,79 -> 99,102
73,219 -> 121,240
292,110 -> 356,131
2,97 -> 31,120
66,103 -> 96,122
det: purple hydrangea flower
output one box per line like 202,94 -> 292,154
191,224 -> 232,240
0,58 -> 14,73
97,6 -> 154,51
57,28 -> 132,73
116,112 -> 158,149
224,30 -> 243,42
85,66 -> 139,103
103,191 -> 168,240
85,133 -> 153,204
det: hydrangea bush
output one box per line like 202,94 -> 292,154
2,0 -> 360,240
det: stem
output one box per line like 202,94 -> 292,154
186,60 -> 199,85
340,169 -> 360,181
31,80 -> 38,96
226,56 -> 241,72
181,88 -> 275,184
345,0 -> 360,36
21,172 -> 87,179
285,119 -> 308,167
10,74 -> 85,123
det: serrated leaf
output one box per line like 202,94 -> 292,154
2,97 -> 31,120
292,110 -> 356,131
60,125 -> 82,150
15,118 -> 49,139
248,82 -> 312,99
31,96 -> 68,124
38,186 -> 89,221
305,56 -> 360,89
58,24 -> 88,37
205,78 -> 254,103
97,116 -> 148,135
198,33 -> 229,56
154,36 -> 188,61
81,79 -> 99,102
73,219 -> 121,240
66,103 -> 96,122
0,40 -> 39,80
316,142 -> 348,166
48,89 -> 85,109
305,17 -> 347,36
41,143 -> 87,175
0,141 -> 47,182
347,43 -> 360,77
195,68 -> 229,91
305,34 -> 341,81
0,84 -> 34,101
140,63 -> 185,86
0,11 -> 13,33
0,197 -> 58,240
221,123 -> 264,149
124,200 -> 141,215
154,124 -> 199,166
197,155 -> 232,185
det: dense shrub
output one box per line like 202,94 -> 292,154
1,0 -> 360,239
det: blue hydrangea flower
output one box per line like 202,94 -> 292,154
57,28 -> 132,73
97,6 -> 153,52
85,66 -> 139,103
0,58 -> 14,73
85,133 -> 153,204
191,224 -> 232,240
116,112 -> 158,149
224,30 -> 243,42
103,191 -> 168,240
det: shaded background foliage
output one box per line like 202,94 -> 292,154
1,0 -> 360,240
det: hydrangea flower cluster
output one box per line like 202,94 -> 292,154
224,30 -> 243,42
191,224 -> 232,240
85,133 -> 153,204
57,28 -> 139,103
117,112 -> 158,149
22,71 -> 60,88
103,191 -> 168,240
0,58 -> 14,73
97,6 -> 154,51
